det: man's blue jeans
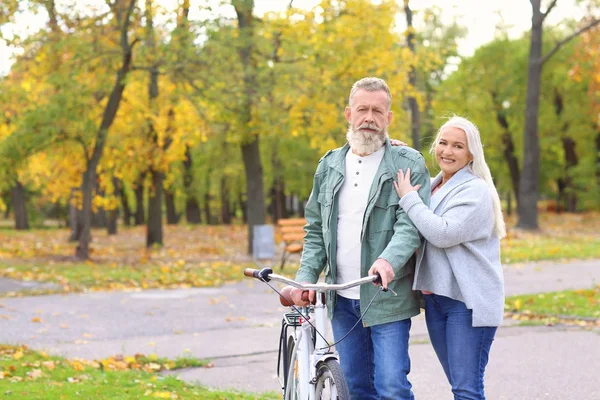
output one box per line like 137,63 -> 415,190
331,295 -> 414,400
424,294 -> 497,400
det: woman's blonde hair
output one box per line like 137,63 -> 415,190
431,116 -> 506,238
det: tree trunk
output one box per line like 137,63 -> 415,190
492,91 -> 521,206
561,136 -> 578,212
517,6 -> 543,230
502,133 -> 521,205
76,0 -> 137,259
146,169 -> 164,247
165,189 -> 179,224
204,192 -> 214,225
551,89 -> 578,212
183,146 -> 201,224
120,183 -> 132,226
77,169 -> 94,258
11,181 -> 29,230
69,187 -> 84,242
234,0 -> 267,254
299,199 -> 306,218
270,176 -> 287,223
596,129 -> 600,186
107,209 -> 118,235
134,180 -> 145,225
241,139 -> 266,252
91,192 -> 108,228
107,177 -> 119,235
286,194 -> 294,217
556,178 -> 566,213
144,0 -> 165,246
506,191 -> 512,216
404,0 -> 420,150
186,197 -> 202,224
220,176 -> 231,224
238,193 -> 247,224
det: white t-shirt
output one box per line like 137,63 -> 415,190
336,146 -> 385,299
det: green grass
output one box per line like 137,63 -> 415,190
0,260 -> 300,297
505,286 -> 600,319
500,236 -> 600,264
0,345 -> 278,399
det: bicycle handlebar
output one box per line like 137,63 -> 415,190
243,267 -> 380,291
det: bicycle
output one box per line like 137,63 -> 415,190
244,267 -> 389,400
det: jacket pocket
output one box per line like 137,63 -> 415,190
317,191 -> 333,232
368,188 -> 398,236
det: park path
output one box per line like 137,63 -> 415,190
0,259 -> 599,399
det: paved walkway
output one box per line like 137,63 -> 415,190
0,259 -> 598,399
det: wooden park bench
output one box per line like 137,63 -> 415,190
277,217 -> 307,269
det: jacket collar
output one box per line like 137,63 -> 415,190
329,140 -> 393,175
329,143 -> 350,174
430,165 -> 478,212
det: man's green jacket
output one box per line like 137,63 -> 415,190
296,140 -> 431,326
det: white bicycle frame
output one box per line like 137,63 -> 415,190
295,294 -> 329,399
254,271 -> 377,400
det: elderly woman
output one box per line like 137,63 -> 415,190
392,116 -> 506,400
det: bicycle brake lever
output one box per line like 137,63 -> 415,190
374,272 -> 397,296
257,267 -> 273,282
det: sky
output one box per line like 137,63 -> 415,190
0,0 -> 584,76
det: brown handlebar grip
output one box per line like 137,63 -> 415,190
244,268 -> 258,278
280,286 -> 294,307
279,287 -> 313,307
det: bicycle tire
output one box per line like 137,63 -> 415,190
314,359 -> 350,400
284,338 -> 300,400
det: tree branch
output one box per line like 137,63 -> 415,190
541,18 -> 600,65
73,135 -> 91,162
121,0 -> 137,51
541,0 -> 558,22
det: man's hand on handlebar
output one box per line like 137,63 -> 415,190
290,285 -> 315,306
279,284 -> 315,307
368,258 -> 395,290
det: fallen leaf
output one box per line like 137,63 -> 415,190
42,361 -> 56,370
27,369 -> 43,380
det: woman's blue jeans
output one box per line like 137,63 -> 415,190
424,294 -> 497,400
331,295 -> 414,400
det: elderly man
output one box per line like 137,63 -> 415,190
289,77 -> 431,399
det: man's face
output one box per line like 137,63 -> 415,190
345,89 -> 393,155
345,89 -> 392,133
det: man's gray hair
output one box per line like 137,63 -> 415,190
348,77 -> 392,111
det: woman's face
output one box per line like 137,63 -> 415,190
435,127 -> 472,180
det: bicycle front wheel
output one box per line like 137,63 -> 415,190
284,338 -> 299,400
314,359 -> 350,400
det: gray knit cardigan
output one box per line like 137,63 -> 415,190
398,166 -> 504,327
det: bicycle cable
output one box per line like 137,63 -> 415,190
260,278 -> 387,353
261,279 -> 331,349
316,286 -> 384,351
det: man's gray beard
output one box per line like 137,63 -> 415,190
346,125 -> 388,155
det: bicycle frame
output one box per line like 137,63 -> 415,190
245,267 -> 379,400
296,291 -> 333,399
